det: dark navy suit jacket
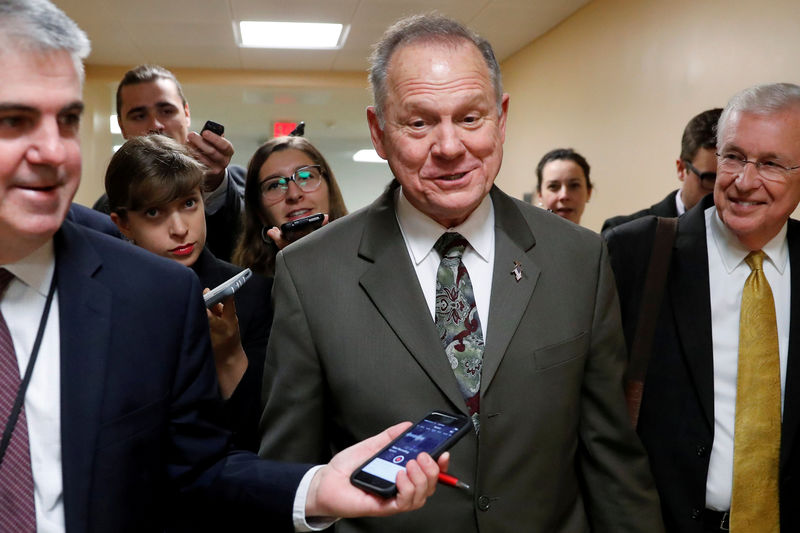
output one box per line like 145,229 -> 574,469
54,219 -> 306,532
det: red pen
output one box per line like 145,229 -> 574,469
438,472 -> 470,490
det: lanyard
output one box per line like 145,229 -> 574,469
0,272 -> 57,466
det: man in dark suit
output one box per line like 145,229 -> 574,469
604,83 -> 800,532
66,202 -> 121,237
92,64 -> 245,261
259,14 -> 663,533
0,1 -> 444,531
602,108 -> 722,232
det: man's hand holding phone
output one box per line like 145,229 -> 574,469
305,422 -> 449,520
187,120 -> 234,190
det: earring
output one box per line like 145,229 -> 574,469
261,226 -> 269,243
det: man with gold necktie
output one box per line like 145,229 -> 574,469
605,82 -> 800,533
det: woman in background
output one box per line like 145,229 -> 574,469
535,148 -> 593,225
232,136 -> 348,276
105,134 -> 271,452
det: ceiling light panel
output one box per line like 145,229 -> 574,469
238,21 -> 347,49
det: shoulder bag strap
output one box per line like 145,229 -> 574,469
624,216 -> 678,426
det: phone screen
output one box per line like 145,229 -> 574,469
360,416 -> 463,484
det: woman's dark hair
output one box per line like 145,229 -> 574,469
105,134 -> 205,218
535,148 -> 592,193
232,136 -> 348,277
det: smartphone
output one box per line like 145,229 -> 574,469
289,121 -> 305,137
279,212 -> 324,243
203,268 -> 251,308
350,411 -> 471,498
201,120 -> 224,136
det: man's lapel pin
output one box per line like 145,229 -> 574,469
511,261 -> 523,282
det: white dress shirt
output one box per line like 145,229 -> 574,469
675,189 -> 687,216
394,188 -> 495,338
704,206 -> 789,510
2,242 -> 64,533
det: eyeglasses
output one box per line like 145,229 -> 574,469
683,160 -> 716,189
716,152 -> 800,182
259,165 -> 324,204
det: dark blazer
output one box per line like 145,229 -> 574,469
191,247 -> 273,451
601,189 -> 679,232
604,195 -> 800,532
54,220 -> 307,533
66,202 -> 121,238
260,185 -> 663,532
204,163 -> 245,262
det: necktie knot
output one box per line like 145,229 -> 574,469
744,250 -> 766,272
434,232 -> 468,260
0,268 -> 13,297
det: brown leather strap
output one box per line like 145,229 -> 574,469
625,216 -> 678,426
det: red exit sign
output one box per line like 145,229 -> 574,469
273,122 -> 298,137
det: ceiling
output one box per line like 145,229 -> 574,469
56,0 -> 590,210
56,0 -> 589,71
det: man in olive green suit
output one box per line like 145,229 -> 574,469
260,14 -> 663,533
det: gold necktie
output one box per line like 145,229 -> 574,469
730,250 -> 781,532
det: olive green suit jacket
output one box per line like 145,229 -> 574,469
260,184 -> 663,532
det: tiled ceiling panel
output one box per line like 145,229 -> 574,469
55,0 -> 590,71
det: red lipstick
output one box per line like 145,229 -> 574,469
170,243 -> 195,256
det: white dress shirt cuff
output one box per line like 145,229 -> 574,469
203,168 -> 229,215
292,465 -> 339,531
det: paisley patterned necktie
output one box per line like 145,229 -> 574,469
434,232 -> 485,432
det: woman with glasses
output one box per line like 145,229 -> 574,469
232,136 -> 348,276
535,148 -> 593,225
105,134 -> 272,452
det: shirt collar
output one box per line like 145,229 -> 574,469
1,239 -> 56,297
708,205 -> 788,274
395,187 -> 494,266
675,189 -> 686,216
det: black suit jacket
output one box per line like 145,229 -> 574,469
54,220 -> 306,532
191,247 -> 273,451
604,196 -> 800,532
601,189 -> 679,232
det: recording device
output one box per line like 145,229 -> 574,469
203,268 -> 252,308
289,121 -> 305,137
201,120 -> 225,136
350,411 -> 471,498
279,212 -> 324,243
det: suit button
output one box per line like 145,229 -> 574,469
691,508 -> 702,520
696,444 -> 708,457
477,495 -> 491,511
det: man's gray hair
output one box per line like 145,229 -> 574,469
718,83 -> 800,144
0,0 -> 91,81
368,13 -> 503,127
